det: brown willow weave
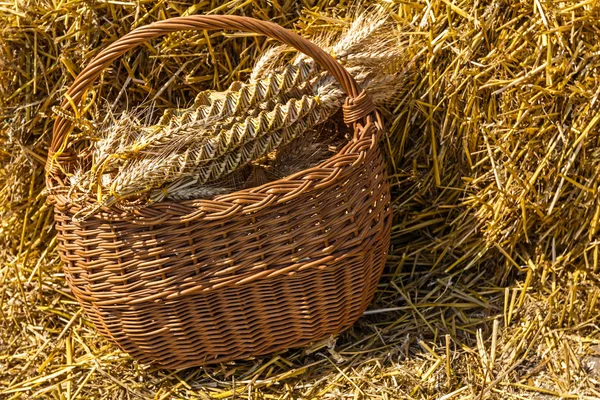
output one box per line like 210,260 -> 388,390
45,15 -> 392,369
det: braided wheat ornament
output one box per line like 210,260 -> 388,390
69,8 -> 409,221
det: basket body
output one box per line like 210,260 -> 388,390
52,135 -> 391,369
47,15 -> 392,369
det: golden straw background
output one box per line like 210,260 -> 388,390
2,0 -> 600,398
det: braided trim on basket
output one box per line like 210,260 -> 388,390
50,119 -> 382,223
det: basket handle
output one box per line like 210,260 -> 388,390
48,15 -> 376,177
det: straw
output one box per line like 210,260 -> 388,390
2,1 -> 600,398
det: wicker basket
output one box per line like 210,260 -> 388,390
46,15 -> 392,369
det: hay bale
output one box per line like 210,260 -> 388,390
1,0 -> 600,398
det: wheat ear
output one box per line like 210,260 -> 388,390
94,59 -> 316,159
101,94 -> 333,202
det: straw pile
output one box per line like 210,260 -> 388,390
2,0 -> 600,399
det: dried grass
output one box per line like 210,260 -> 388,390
2,0 -> 600,399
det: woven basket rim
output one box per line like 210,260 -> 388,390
48,116 -> 383,221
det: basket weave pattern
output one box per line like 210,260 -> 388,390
47,15 -> 392,369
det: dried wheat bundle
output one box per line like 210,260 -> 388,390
96,7 -> 401,151
157,124 -> 345,202
108,95 -> 326,198
70,7 -> 408,220
90,55 -> 318,166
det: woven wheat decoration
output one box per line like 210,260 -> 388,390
46,12 -> 393,369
